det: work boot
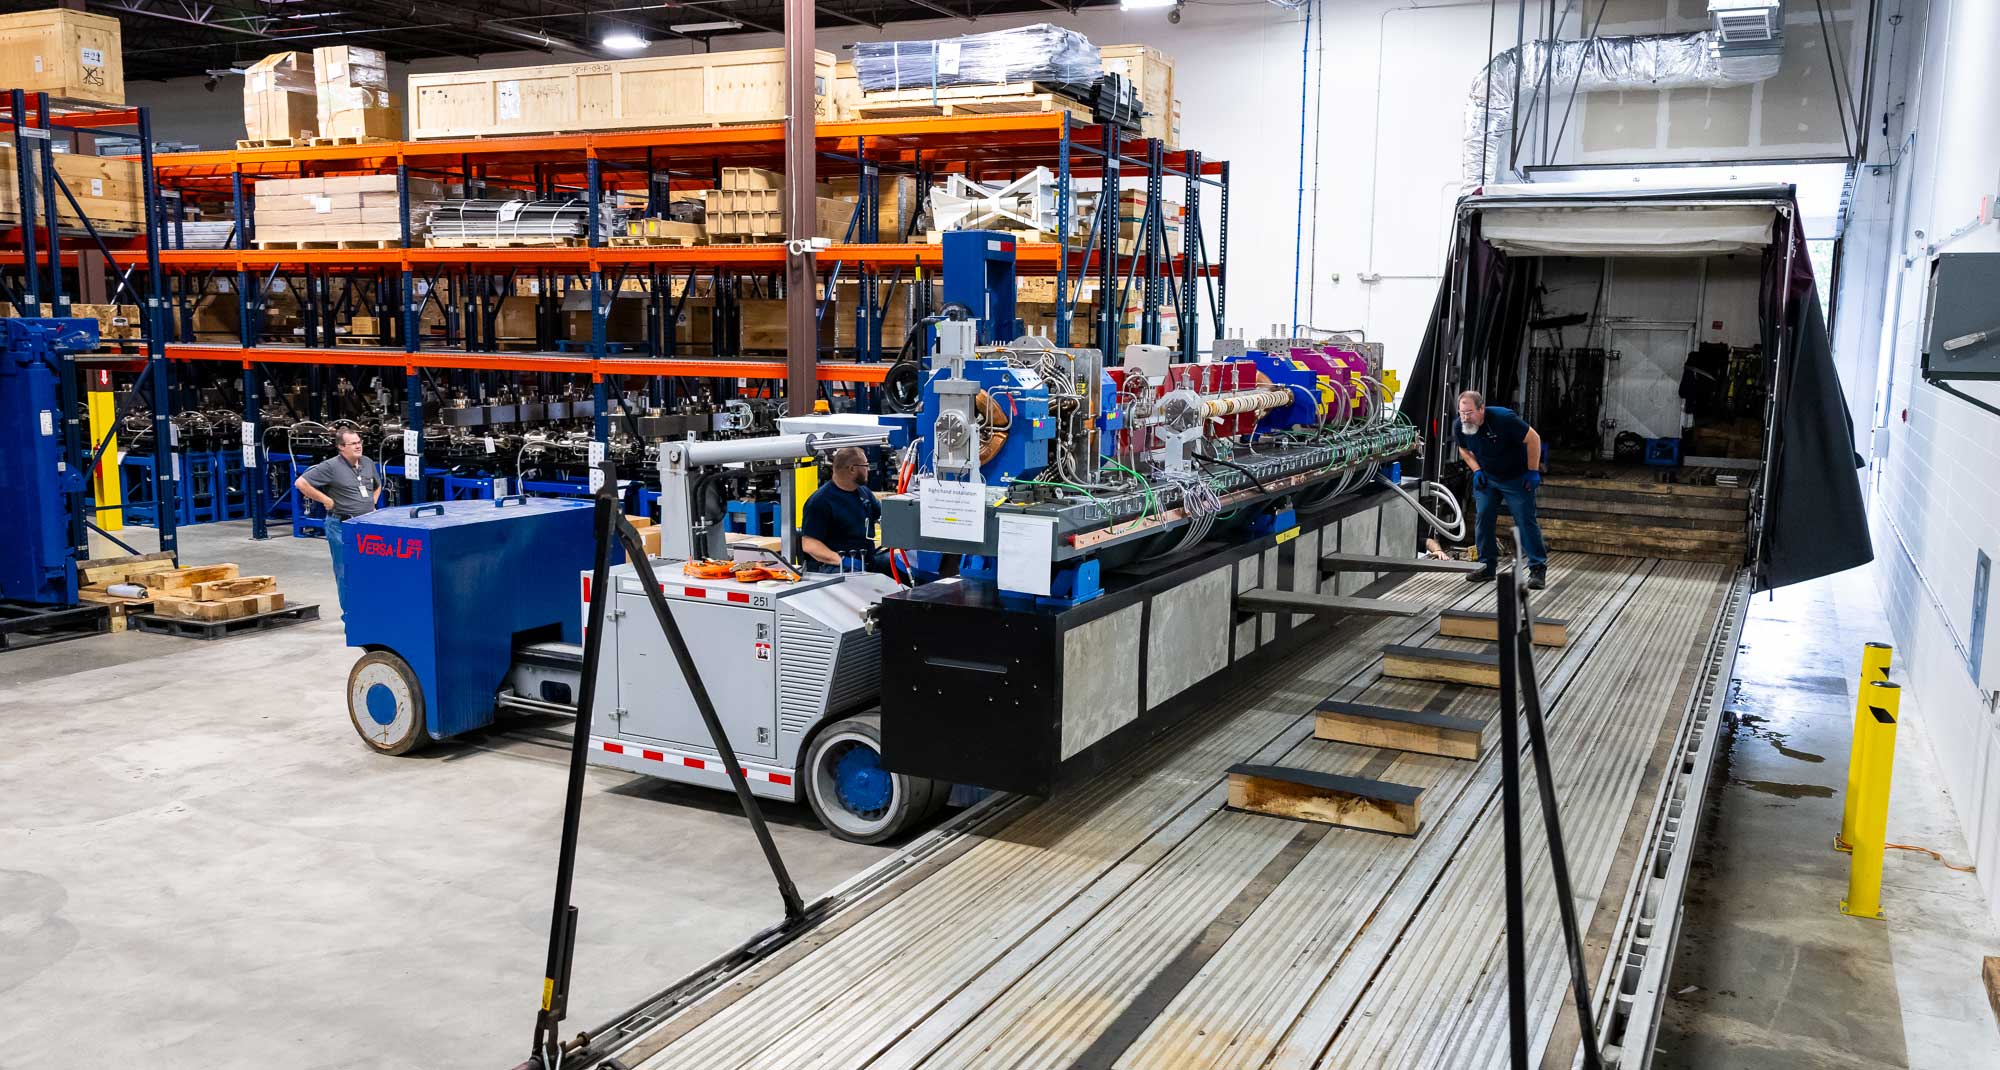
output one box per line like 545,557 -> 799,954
1528,565 -> 1547,590
1465,565 -> 1496,583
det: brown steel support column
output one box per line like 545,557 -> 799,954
783,0 -> 817,415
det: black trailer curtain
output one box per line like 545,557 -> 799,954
1403,190 -> 1872,595
1755,224 -> 1873,592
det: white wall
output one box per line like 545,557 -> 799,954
1847,0 -> 2000,926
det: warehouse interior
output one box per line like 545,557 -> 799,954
4,0 -> 2000,1067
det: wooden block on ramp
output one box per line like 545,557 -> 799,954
1315,700 -> 1483,760
1319,552 -> 1481,575
1380,644 -> 1501,688
1226,764 -> 1421,836
1438,608 -> 1570,647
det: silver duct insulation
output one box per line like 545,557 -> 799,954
1464,31 -> 1783,188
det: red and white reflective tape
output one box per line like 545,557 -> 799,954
667,583 -> 753,604
591,736 -> 793,786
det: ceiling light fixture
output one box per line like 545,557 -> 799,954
602,30 -> 648,52
669,19 -> 743,33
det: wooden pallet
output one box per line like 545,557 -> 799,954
129,602 -> 320,640
609,234 -> 703,247
425,237 -> 585,248
705,234 -> 784,245
854,90 -> 1091,122
334,335 -> 383,347
254,239 -> 403,250
0,601 -> 111,650
306,135 -> 393,147
236,136 -> 314,149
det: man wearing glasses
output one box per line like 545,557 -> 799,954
799,446 -> 886,574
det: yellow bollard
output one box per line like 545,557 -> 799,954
1840,680 -> 1901,920
85,368 -> 123,532
1837,642 -> 1894,852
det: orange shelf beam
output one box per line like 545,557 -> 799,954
163,343 -> 891,382
155,241 -> 1066,271
146,114 -> 1090,175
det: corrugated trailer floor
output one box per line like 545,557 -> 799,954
590,552 -> 1743,1070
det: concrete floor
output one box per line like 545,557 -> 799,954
0,521 -> 893,1070
1660,563 -> 2000,1069
7,528 -> 2000,1068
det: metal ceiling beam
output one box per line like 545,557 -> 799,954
901,0 -> 976,21
816,4 -> 881,27
101,1 -> 276,37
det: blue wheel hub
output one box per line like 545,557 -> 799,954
365,682 -> 400,726
831,742 -> 892,816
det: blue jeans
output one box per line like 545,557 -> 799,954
1475,474 -> 1548,568
324,513 -> 348,606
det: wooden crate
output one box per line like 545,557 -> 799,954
0,9 -> 123,105
407,48 -> 835,140
825,174 -> 919,240
1100,44 -> 1178,144
0,145 -> 144,228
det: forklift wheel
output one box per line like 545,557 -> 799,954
803,713 -> 939,845
347,650 -> 430,756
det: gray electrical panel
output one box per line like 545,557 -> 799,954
1924,253 -> 2000,381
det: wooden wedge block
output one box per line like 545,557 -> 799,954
1437,608 -> 1570,647
189,575 -> 276,601
1380,644 -> 1502,688
1315,700 -> 1483,760
144,564 -> 239,593
1985,956 -> 2000,1026
151,591 -> 284,621
1226,763 -> 1422,836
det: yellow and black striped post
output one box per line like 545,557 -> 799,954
1837,642 -> 1894,852
1840,680 -> 1902,920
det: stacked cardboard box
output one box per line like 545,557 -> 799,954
825,174 -> 920,241
243,51 -> 318,142
313,46 -> 400,141
253,173 -> 445,245
708,168 -> 848,242
0,8 -> 123,106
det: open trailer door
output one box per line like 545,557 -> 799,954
1401,185 -> 1870,591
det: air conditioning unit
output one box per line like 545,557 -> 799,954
1709,0 -> 1785,54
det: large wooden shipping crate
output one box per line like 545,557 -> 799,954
0,144 -> 143,228
253,173 -> 446,245
0,9 -> 123,105
1099,44 -> 1178,145
407,48 -> 836,140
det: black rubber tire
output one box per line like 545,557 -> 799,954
346,649 -> 430,756
802,713 -> 939,845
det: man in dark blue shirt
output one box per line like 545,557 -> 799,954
800,446 -> 886,574
1455,390 -> 1548,589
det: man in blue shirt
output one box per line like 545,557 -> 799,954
800,446 -> 886,574
1455,390 -> 1548,589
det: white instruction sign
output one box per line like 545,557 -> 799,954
919,477 -> 985,542
401,429 -> 419,453
39,409 -> 54,436
242,444 -> 257,470
497,81 -> 522,121
997,514 -> 1056,597
80,47 -> 104,67
587,440 -> 607,492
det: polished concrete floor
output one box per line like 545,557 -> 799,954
5,528 -> 1997,1068
1659,564 -> 2000,1069
0,521 -> 892,1070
